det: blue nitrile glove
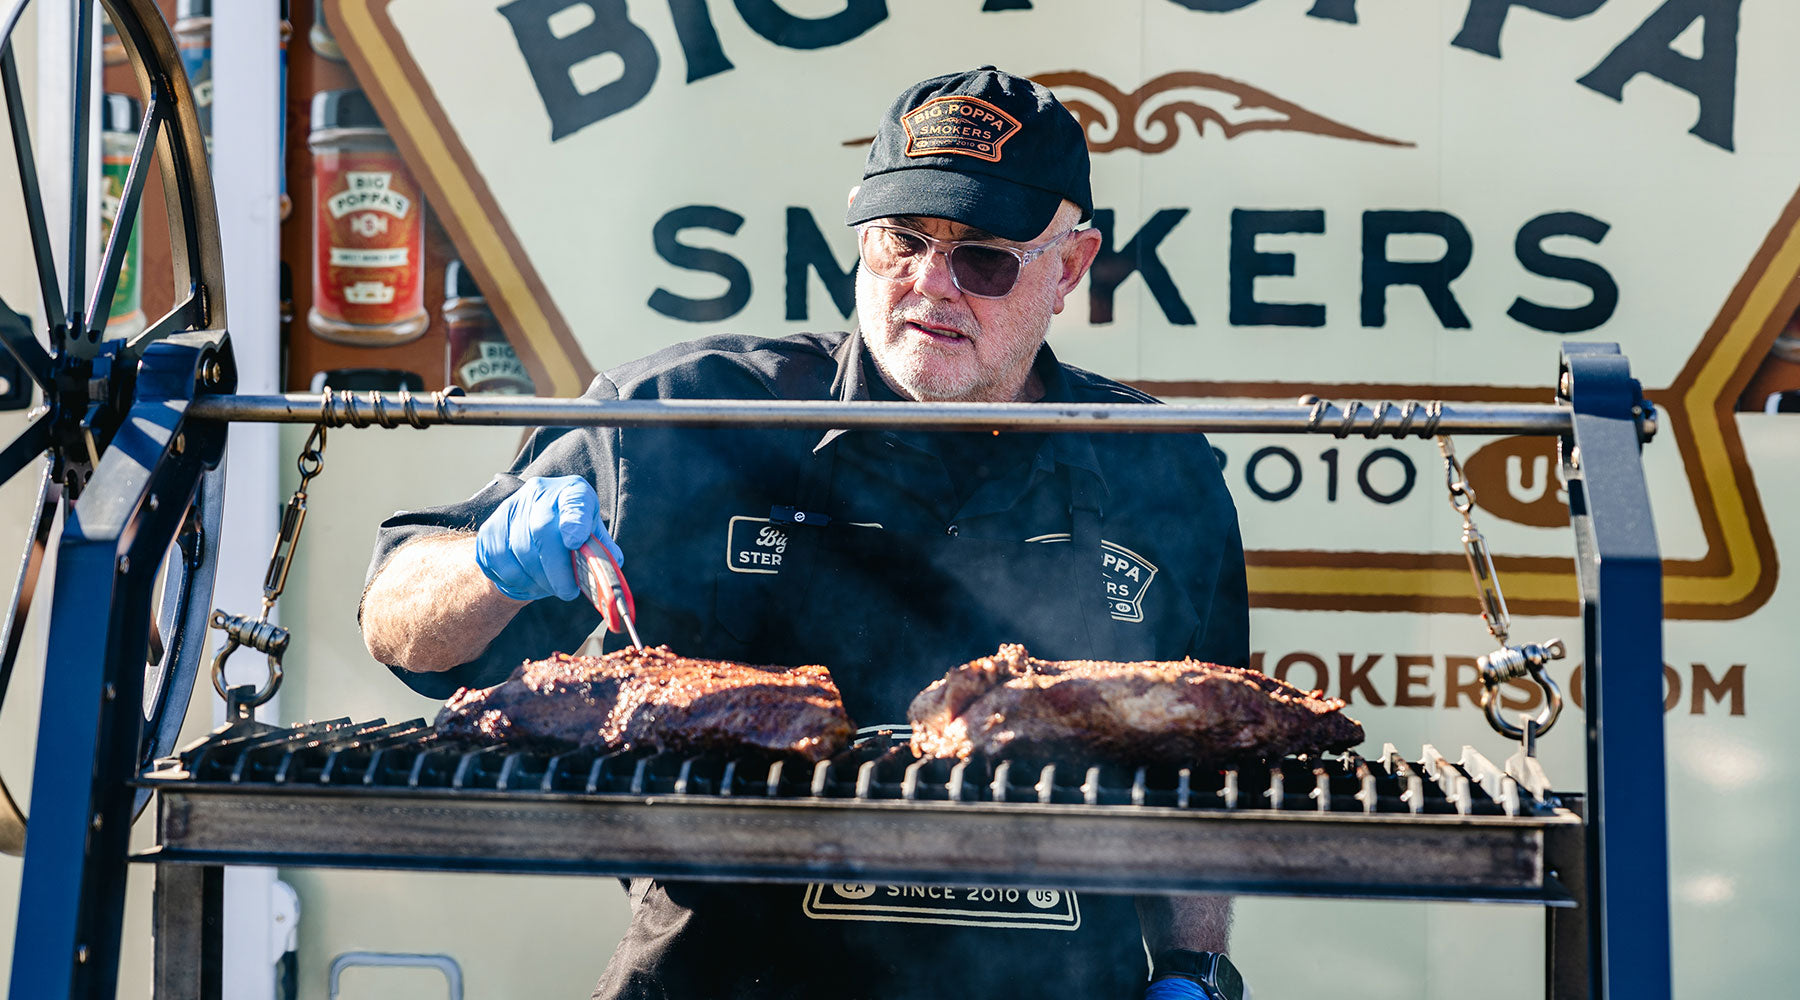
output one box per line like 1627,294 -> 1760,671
474,475 -> 621,602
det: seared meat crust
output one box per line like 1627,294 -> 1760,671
435,645 -> 855,761
909,644 -> 1363,764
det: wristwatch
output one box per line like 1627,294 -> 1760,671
1151,949 -> 1246,1000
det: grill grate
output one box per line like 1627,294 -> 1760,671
162,717 -> 1555,819
141,718 -> 1580,901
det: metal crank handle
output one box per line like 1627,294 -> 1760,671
572,537 -> 642,649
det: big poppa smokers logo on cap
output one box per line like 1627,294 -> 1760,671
901,96 -> 1021,163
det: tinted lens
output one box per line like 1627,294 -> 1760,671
948,244 -> 1022,297
862,227 -> 928,278
859,227 -> 1025,297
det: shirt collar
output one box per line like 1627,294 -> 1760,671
817,332 -> 1106,493
828,327 -> 880,403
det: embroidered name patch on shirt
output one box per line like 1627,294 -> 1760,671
1025,535 -> 1160,622
725,515 -> 789,574
801,882 -> 1081,930
724,514 -> 883,574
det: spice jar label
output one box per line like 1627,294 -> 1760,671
311,151 -> 426,340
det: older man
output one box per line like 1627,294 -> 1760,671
361,66 -> 1248,1000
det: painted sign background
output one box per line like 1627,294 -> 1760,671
267,1 -> 1800,997
330,0 -> 1797,624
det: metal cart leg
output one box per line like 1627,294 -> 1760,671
154,863 -> 223,1000
1562,344 -> 1671,1000
1546,794 -> 1588,1000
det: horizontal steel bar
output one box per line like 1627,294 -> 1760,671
185,393 -> 1574,436
146,786 -> 1580,904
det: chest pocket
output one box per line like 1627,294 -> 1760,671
713,570 -> 779,648
1022,533 -> 1201,663
710,515 -> 800,650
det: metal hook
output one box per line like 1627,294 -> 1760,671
208,610 -> 287,711
1479,639 -> 1566,741
296,424 -> 326,479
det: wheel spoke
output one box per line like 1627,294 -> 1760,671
65,0 -> 94,343
85,92 -> 158,341
122,291 -> 201,360
0,459 -> 56,855
0,406 -> 50,488
1,41 -> 69,341
0,2 -> 29,46
0,294 -> 52,392
0,460 -> 59,721
0,770 -> 22,856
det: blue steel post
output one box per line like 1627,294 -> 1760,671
7,338 -> 226,999
1560,343 -> 1670,1000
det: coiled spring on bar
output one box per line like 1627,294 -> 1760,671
1299,397 -> 1443,439
316,386 -> 463,429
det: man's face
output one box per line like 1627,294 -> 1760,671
855,202 -> 1100,403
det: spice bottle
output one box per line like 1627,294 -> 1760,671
445,259 -> 535,394
306,89 -> 428,345
99,93 -> 145,338
310,0 -> 345,61
173,0 -> 212,161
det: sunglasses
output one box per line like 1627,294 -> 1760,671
856,223 -> 1076,299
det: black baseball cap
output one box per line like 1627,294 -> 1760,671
846,66 -> 1092,243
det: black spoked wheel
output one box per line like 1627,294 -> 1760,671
0,0 -> 226,862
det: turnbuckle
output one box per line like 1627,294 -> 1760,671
1436,435 -> 1567,747
1478,638 -> 1566,742
1438,436 -> 1509,645
262,425 -> 323,607
206,424 -> 327,719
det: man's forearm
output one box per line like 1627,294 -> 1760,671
1137,893 -> 1232,955
361,532 -> 527,671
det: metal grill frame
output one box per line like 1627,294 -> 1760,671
14,339 -> 1666,1000
137,723 -> 1583,903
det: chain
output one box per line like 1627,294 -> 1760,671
208,425 -> 327,717
1435,435 -> 1565,748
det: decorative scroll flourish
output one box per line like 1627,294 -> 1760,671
1033,70 -> 1413,153
844,70 -> 1413,153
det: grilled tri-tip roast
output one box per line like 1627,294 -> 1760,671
909,644 -> 1364,764
435,646 -> 855,761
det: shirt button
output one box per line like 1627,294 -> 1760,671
946,524 -> 959,536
